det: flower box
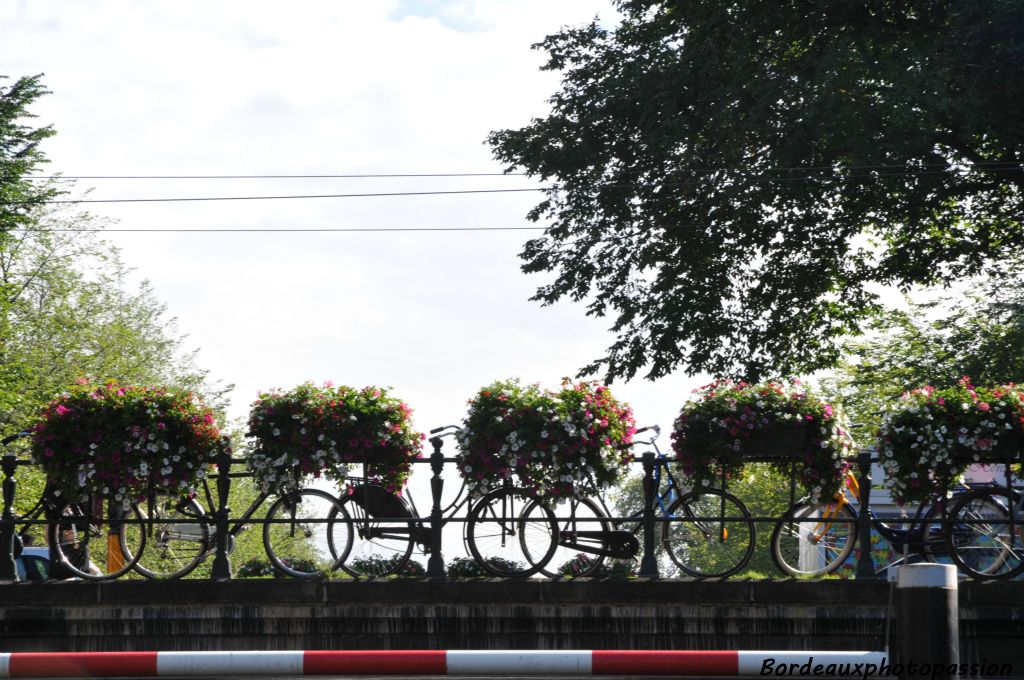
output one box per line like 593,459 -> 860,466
671,379 -> 853,503
878,378 -> 1024,505
246,382 -> 423,494
31,380 -> 222,507
455,379 -> 636,500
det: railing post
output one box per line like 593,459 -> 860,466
426,436 -> 446,579
1,455 -> 18,580
894,563 -> 959,679
855,448 -> 877,579
210,439 -> 233,580
638,451 -> 659,579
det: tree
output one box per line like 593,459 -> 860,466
820,262 -> 1024,434
1,74 -> 62,416
489,1 -> 1024,383
0,74 -> 228,436
0,210 -> 229,434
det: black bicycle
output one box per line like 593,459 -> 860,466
941,478 -> 1023,580
330,425 -> 559,578
519,426 -> 757,579
128,474 -> 348,579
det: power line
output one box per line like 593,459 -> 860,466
35,226 -> 549,233
17,172 -> 529,180
12,160 -> 1022,181
4,166 -> 1020,206
4,187 -> 546,205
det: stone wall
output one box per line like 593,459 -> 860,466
0,580 -> 1021,675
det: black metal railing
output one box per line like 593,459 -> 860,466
1,438 -> 1020,582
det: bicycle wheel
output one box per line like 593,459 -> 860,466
662,489 -> 755,578
770,500 -> 857,577
336,485 -> 415,578
524,496 -> 611,578
946,488 -> 1023,580
48,500 -> 144,580
127,494 -> 210,579
264,489 -> 350,578
466,487 -> 557,577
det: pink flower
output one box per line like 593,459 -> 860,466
55,404 -> 70,416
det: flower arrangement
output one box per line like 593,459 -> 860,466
877,377 -> 1024,505
455,378 -> 636,500
30,380 -> 222,508
671,379 -> 853,503
246,382 -> 423,495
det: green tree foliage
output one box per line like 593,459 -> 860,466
0,205 -> 228,434
489,1 -> 1024,382
0,74 -> 227,437
820,264 -> 1024,434
0,75 -> 59,239
1,74 -> 60,417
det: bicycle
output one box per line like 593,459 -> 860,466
518,426 -> 757,579
769,469 -> 990,577
330,425 -> 558,578
128,468 -> 347,579
942,470 -> 1023,580
3,431 -> 146,580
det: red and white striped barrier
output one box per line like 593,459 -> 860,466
0,650 -> 889,677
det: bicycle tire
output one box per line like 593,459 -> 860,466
945,488 -> 1023,580
47,500 -> 145,580
466,487 -> 557,577
336,486 -> 415,578
917,501 -> 947,565
662,489 -> 755,578
523,496 -> 611,578
264,489 -> 350,578
770,500 -> 857,577
127,494 -> 211,579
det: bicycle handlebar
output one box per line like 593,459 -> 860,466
429,424 -> 461,436
634,425 -> 661,438
2,431 -> 31,446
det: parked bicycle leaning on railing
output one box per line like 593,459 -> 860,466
517,425 -> 757,579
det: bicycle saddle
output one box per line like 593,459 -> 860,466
349,485 -> 414,520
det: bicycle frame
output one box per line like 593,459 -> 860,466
794,473 -> 958,558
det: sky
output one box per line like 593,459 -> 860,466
1,2 -> 709,494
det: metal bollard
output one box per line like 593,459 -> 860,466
638,451 -> 659,578
210,440 -> 233,580
894,563 -> 958,680
855,449 -> 876,579
1,454 -> 17,580
426,436 -> 446,579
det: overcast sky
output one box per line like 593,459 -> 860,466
2,1 -> 709,463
